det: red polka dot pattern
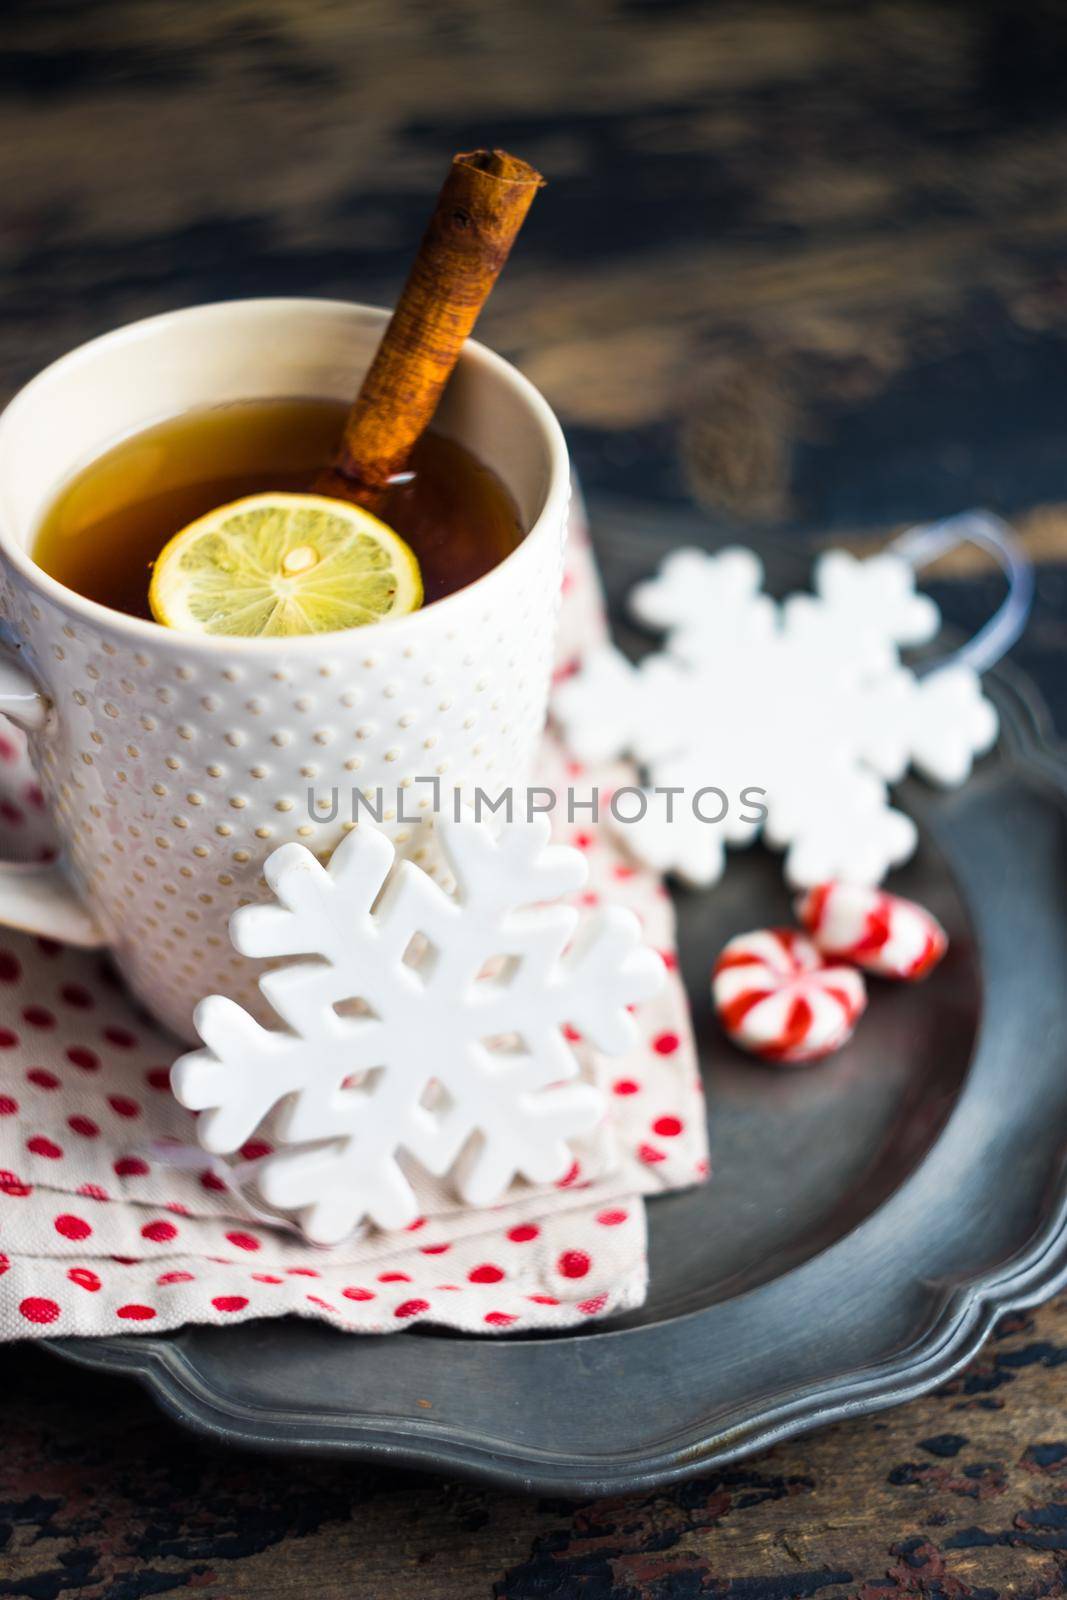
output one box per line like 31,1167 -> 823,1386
113,1156 -> 149,1178
20,1298 -> 60,1324
225,1231 -> 260,1252
468,1263 -> 504,1284
652,1031 -> 680,1055
239,1139 -> 272,1160
54,1214 -> 92,1241
66,1047 -> 99,1072
394,1299 -> 430,1320
141,1220 -> 178,1243
27,1136 -> 62,1159
558,1250 -> 591,1279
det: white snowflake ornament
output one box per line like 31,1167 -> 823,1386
171,816 -> 664,1245
554,544 -> 998,889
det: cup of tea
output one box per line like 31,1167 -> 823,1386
0,298 -> 570,1040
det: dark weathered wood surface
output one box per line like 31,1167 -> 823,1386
4,1304 -> 1067,1597
2,1 -> 1066,1594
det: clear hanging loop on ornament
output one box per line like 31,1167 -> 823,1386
889,509 -> 1034,677
130,1138 -> 354,1248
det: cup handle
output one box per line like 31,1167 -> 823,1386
0,653 -> 106,948
0,655 -> 49,732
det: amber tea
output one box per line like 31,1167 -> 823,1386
34,396 -> 523,620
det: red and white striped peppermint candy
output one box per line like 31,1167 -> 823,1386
712,928 -> 867,1064
796,882 -> 947,980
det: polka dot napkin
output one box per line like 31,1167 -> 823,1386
0,495 -> 708,1340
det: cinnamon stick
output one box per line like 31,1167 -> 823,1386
316,149 -> 544,507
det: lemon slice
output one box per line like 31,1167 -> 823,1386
149,493 -> 423,637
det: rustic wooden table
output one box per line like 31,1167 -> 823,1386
2,2 -> 1066,1594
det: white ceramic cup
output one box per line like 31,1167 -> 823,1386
0,299 -> 570,1040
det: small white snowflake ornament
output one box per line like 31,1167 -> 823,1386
554,545 -> 998,889
171,816 -> 664,1245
